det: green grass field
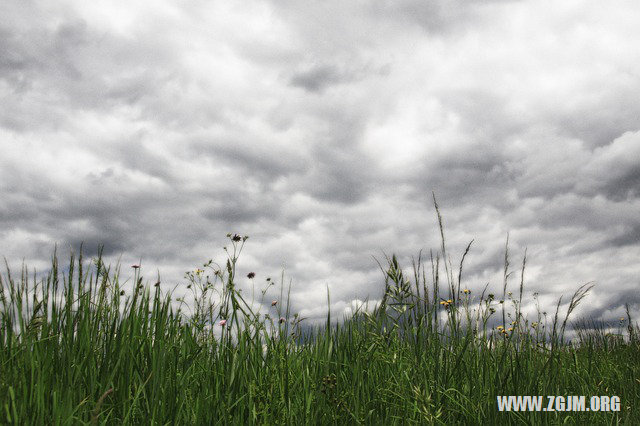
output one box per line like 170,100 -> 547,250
1,208 -> 638,424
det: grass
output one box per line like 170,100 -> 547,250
1,203 -> 638,425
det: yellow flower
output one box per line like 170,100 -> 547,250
531,322 -> 538,328
496,325 -> 504,331
440,300 -> 452,308
508,327 -> 514,332
463,289 -> 471,294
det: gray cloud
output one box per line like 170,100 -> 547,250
1,0 -> 640,328
290,64 -> 347,93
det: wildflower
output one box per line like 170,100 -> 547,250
496,325 -> 504,331
489,308 -> 496,314
219,319 -> 227,327
447,299 -> 453,304
131,264 -> 140,269
488,294 -> 495,300
196,269 -> 204,275
620,317 -> 626,322
232,234 -> 242,242
271,300 -> 278,306
247,272 -> 255,279
508,327 -> 514,332
463,289 -> 471,294
279,317 -> 286,324
531,322 -> 538,328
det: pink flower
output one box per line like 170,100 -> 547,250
219,319 -> 227,327
271,300 -> 277,306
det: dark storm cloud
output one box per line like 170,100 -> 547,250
290,64 -> 347,93
187,136 -> 310,182
299,145 -> 373,204
608,224 -> 640,248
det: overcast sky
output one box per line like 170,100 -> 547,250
2,0 -> 639,328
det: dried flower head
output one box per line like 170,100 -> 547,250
247,272 -> 255,279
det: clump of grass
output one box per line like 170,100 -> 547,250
1,205 -> 638,424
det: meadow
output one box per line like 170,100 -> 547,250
1,206 -> 638,425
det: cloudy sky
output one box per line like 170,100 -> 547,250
2,0 -> 639,327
